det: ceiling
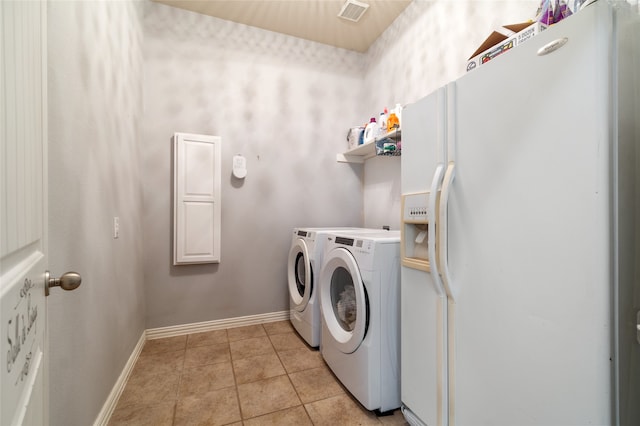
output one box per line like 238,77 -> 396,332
151,0 -> 413,53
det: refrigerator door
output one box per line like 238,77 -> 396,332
401,89 -> 449,426
401,87 -> 447,194
448,2 -> 613,425
613,3 -> 640,425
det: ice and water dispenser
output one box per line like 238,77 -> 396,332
401,191 -> 438,271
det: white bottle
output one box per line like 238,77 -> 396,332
378,109 -> 388,136
363,117 -> 377,144
393,103 -> 402,128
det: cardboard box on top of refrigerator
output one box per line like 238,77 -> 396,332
466,21 -> 547,72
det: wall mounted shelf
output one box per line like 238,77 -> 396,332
337,129 -> 401,163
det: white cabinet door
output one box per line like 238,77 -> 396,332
173,133 -> 221,265
1,2 -> 48,424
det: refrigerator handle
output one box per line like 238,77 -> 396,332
439,162 -> 456,301
429,163 -> 446,297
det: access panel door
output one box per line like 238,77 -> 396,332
173,133 -> 221,265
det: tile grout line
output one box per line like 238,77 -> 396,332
272,325 -> 339,425
224,326 -> 242,426
268,328 -> 312,424
241,323 -> 314,423
171,335 -> 184,425
231,326 -> 249,422
171,336 -> 188,426
221,327 -> 243,425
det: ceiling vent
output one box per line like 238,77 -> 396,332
338,0 -> 370,22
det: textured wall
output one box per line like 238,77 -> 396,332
362,0 -> 539,229
364,0 -> 540,108
142,2 -> 365,328
47,0 -> 145,424
142,0 -> 541,329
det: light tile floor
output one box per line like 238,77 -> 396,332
109,321 -> 408,425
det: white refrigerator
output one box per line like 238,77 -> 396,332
400,1 -> 640,425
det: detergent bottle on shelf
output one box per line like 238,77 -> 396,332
363,117 -> 378,144
393,103 -> 402,127
387,112 -> 399,132
378,108 -> 388,136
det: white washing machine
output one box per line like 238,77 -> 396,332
288,227 -> 380,347
319,230 -> 401,413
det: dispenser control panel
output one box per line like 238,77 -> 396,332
403,192 -> 430,222
401,191 -> 432,271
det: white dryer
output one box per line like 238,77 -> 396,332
288,227 -> 379,347
319,230 -> 401,414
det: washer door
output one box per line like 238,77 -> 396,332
320,247 -> 368,354
288,238 -> 312,312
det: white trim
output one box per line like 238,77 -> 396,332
92,331 -> 146,426
146,311 -> 290,340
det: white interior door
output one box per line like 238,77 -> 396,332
1,1 -> 48,424
400,89 -> 449,426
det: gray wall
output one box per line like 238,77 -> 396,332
364,0 -> 540,108
48,1 -> 145,425
142,0 -> 539,328
142,3 -> 365,328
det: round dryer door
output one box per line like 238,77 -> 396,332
288,238 -> 312,311
320,247 -> 368,354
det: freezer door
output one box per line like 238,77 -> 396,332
401,267 -> 448,426
401,89 -> 449,425
448,2 -> 614,425
401,87 -> 447,193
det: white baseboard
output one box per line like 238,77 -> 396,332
93,330 -> 146,426
96,311 -> 290,424
145,310 -> 290,340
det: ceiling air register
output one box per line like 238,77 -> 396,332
338,0 -> 369,22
